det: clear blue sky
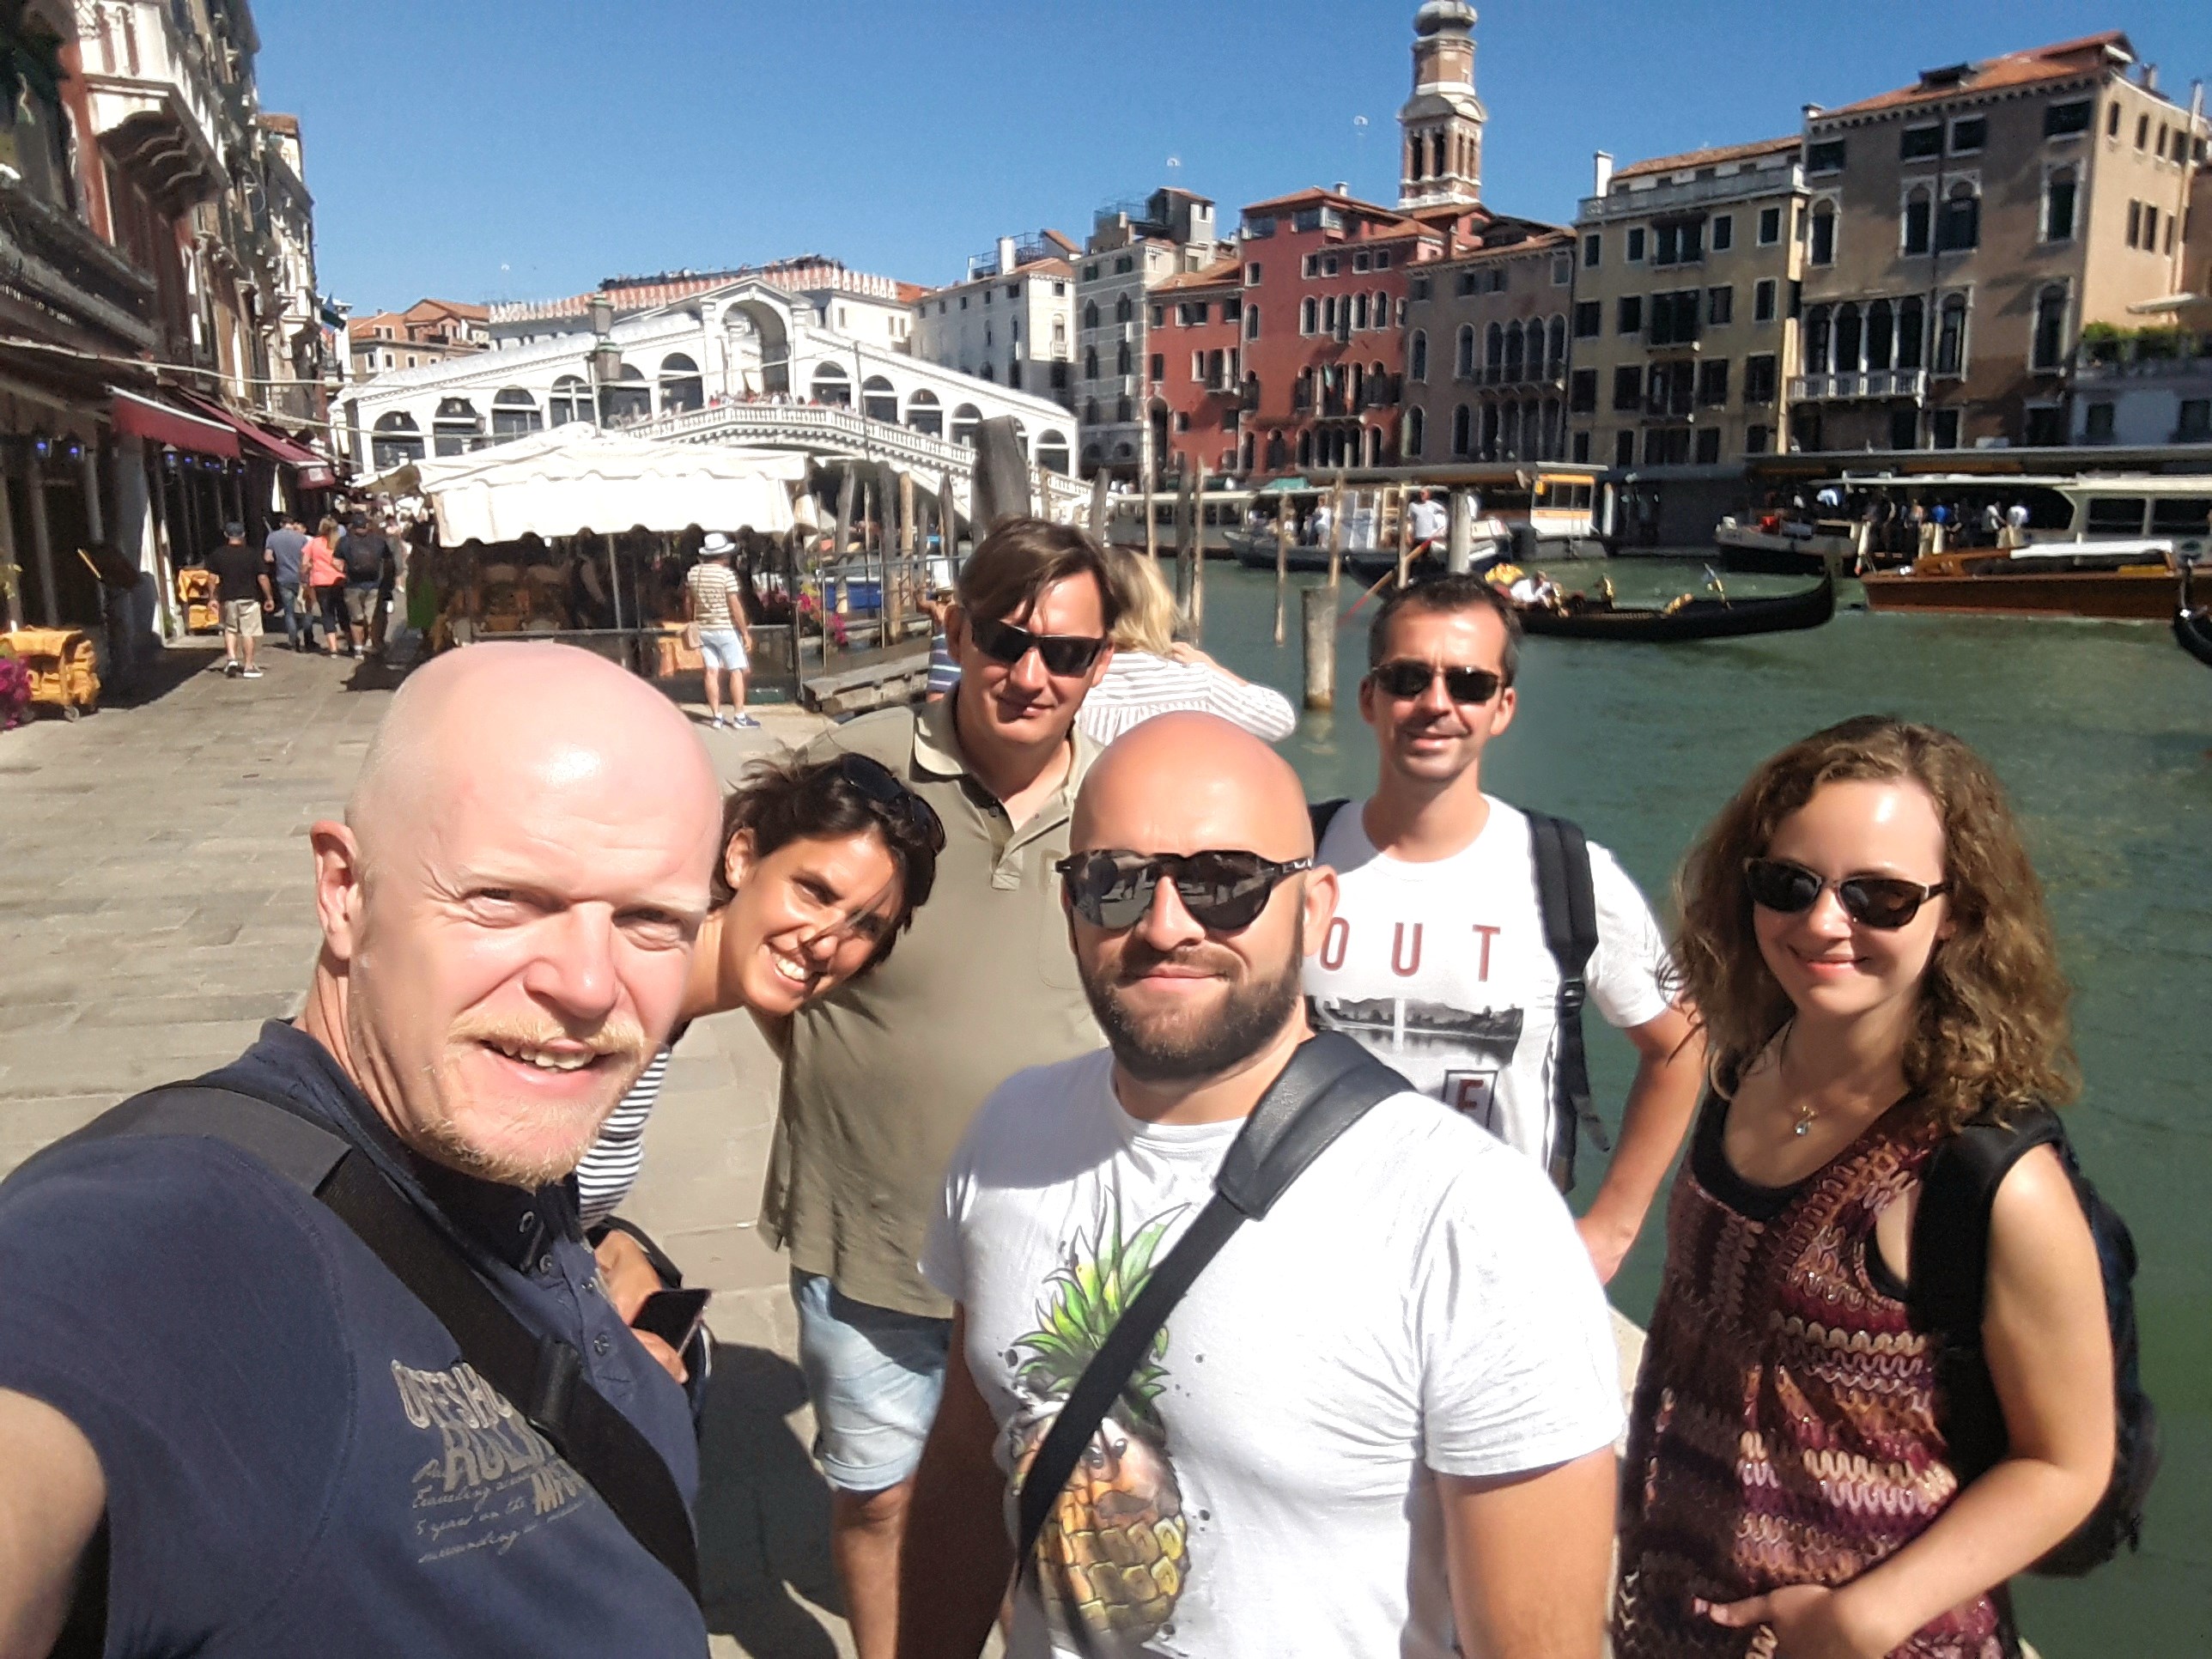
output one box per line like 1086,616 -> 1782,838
257,0 -> 2211,316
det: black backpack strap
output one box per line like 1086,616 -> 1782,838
1309,797 -> 1349,853
1014,1032 -> 1404,1572
1526,812 -> 1607,1192
46,1084 -> 702,1601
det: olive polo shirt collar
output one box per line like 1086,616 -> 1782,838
914,690 -> 1099,890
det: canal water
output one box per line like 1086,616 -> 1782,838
1193,560 -> 2209,1655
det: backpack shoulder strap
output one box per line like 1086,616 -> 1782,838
48,1082 -> 702,1601
1910,1104 -> 2066,1338
1524,812 -> 1606,1191
1310,797 -> 1350,852
1014,1033 -> 1404,1571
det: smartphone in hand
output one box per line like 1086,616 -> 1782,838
632,1287 -> 711,1351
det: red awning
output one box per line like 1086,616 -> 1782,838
108,388 -> 240,459
173,392 -> 338,489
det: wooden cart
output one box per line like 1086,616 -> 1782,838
0,627 -> 100,719
176,566 -> 221,633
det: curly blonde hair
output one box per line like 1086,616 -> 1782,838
1674,715 -> 2076,1129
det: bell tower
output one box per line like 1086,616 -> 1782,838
1398,1 -> 1486,211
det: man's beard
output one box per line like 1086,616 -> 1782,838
1082,919 -> 1306,1085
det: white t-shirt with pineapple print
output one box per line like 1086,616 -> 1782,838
921,1046 -> 1623,1659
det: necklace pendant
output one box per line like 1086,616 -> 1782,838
1792,1114 -> 1814,1137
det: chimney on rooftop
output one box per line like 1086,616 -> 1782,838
1802,103 -> 1824,121
1332,181 -> 1350,196
996,235 -> 1017,275
1592,150 -> 1613,195
2142,63 -> 2159,93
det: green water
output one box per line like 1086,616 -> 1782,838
1194,561 -> 2211,1656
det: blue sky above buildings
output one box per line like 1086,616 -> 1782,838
260,0 -> 2212,314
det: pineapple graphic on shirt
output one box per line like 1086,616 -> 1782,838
1008,1195 -> 1191,1646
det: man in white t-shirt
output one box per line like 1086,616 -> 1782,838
902,714 -> 1621,1659
1407,487 -> 1449,551
1308,574 -> 1704,1283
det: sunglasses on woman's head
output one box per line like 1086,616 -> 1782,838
835,753 -> 945,853
1055,848 -> 1312,933
1743,857 -> 1948,930
1368,659 -> 1504,704
968,614 -> 1106,678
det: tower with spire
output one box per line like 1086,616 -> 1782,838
1398,1 -> 1486,211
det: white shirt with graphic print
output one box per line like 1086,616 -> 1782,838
1307,795 -> 1675,1170
922,1048 -> 1623,1659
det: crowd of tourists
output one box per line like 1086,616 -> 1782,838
0,518 -> 2138,1659
194,507 -> 418,683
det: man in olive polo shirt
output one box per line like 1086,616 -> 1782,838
765,518 -> 1118,1659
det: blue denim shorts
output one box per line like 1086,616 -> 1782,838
789,1269 -> 951,1492
697,627 -> 748,672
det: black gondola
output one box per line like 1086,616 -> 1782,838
1516,572 -> 1837,643
2177,566 -> 2212,667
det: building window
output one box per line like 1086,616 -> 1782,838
1901,125 -> 1942,161
1654,220 -> 1704,265
1707,285 -> 1733,326
1612,365 -> 1643,411
1302,253 -> 1319,278
1698,359 -> 1730,406
1353,293 -> 1370,330
1552,251 -> 1572,284
1115,341 -> 1132,374
1583,231 -> 1601,268
1806,138 -> 1846,174
1115,295 -> 1133,325
1757,206 -> 1782,246
1572,300 -> 1601,339
2043,168 -> 2078,242
549,375 -> 592,425
1083,346 -> 1099,379
2084,401 -> 2116,442
1245,263 -> 1261,286
1489,269 -> 1507,294
1744,354 -> 1778,404
1952,115 -> 1986,154
1455,325 -> 1475,378
1301,297 -> 1317,334
1626,227 -> 1646,263
1406,405 -> 1425,457
1937,182 -> 1979,252
1753,278 -> 1777,324
1410,330 -> 1428,381
2178,399 -> 2211,441
1352,251 -> 1371,273
491,388 -> 542,439
1867,299 -> 1894,370
2125,199 -> 2142,248
2135,112 -> 2150,150
1612,430 -> 1633,467
1455,270 -> 1480,298
1569,368 -> 1597,413
2045,99 -> 2094,139
1805,307 -> 1831,374
1149,354 -> 1164,382
1375,250 -> 1391,269
1936,294 -> 1967,376
1547,316 -> 1566,378
1711,213 -> 1734,253
1082,300 -> 1099,329
2032,284 -> 2068,371
1897,296 -> 1925,371
1451,404 -> 1472,458
1245,306 -> 1260,341
1178,301 -> 1207,326
1810,202 -> 1836,265
1486,323 -> 1505,377
1410,276 -> 1432,301
1617,295 -> 1643,336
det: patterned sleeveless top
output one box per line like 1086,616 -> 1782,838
1613,1092 -> 2016,1659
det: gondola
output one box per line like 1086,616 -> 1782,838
2177,566 -> 2212,667
1516,572 -> 1836,643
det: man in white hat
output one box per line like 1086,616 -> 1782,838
685,531 -> 757,728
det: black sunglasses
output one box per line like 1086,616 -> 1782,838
835,753 -> 945,854
1744,857 -> 1949,931
1055,848 -> 1312,933
1368,659 -> 1504,704
969,613 -> 1107,678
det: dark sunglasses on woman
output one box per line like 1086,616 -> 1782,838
835,752 -> 946,853
968,613 -> 1107,678
1056,848 -> 1313,933
1743,857 -> 1949,931
1368,659 -> 1504,704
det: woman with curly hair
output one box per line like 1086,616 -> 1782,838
1613,715 -> 2113,1659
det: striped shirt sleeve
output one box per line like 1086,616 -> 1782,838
574,1045 -> 671,1227
1077,653 -> 1298,747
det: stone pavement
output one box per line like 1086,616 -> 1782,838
0,642 -> 855,1657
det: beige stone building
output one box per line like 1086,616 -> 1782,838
1794,31 -> 2209,452
1569,137 -> 1807,470
1400,220 -> 1575,464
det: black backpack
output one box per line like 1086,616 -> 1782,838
341,532 -> 386,584
1909,1105 -> 2159,1576
1310,799 -> 1608,1192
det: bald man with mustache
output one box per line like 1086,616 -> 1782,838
902,714 -> 1624,1659
0,644 -> 723,1659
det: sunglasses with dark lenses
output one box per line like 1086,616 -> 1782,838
1369,659 -> 1504,704
1056,848 -> 1313,933
1743,857 -> 1949,930
835,753 -> 946,853
969,613 -> 1108,678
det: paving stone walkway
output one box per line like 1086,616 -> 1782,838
0,644 -> 854,1657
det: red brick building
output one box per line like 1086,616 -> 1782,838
1147,259 -> 1245,477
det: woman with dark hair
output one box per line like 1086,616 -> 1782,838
1614,716 -> 2113,1659
580,750 -> 943,1373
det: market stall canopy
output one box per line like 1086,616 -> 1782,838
107,388 -> 240,459
172,392 -> 337,488
417,425 -> 806,544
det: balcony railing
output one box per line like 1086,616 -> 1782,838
1578,162 -> 1806,223
1789,368 -> 1929,401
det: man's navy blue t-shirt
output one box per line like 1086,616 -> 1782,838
0,1023 -> 707,1656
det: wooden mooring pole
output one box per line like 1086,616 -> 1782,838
1326,471 -> 1347,593
1301,585 -> 1335,710
1188,459 -> 1208,643
1273,492 -> 1291,646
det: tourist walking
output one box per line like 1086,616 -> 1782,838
0,643 -> 727,1654
205,521 -> 270,680
574,750 -> 945,1377
1613,716 -> 2116,1659
336,514 -> 393,658
1305,574 -> 1703,1281
685,532 -> 757,728
264,512 -> 310,653
900,713 -> 1623,1659
1077,547 -> 1296,745
304,516 -> 349,654
769,519 -> 1119,1659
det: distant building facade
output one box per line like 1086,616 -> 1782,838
909,231 -> 1079,411
1401,218 -> 1576,465
1147,258 -> 1246,477
1075,189 -> 1228,481
349,299 -> 489,380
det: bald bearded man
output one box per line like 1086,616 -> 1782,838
0,644 -> 723,1658
901,714 -> 1624,1659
